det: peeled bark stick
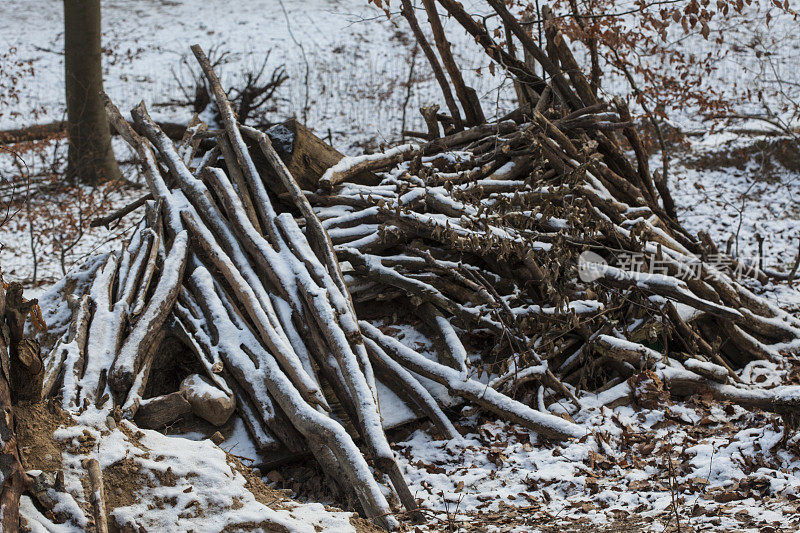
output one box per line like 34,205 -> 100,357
319,144 -> 418,190
175,297 -> 307,454
116,229 -> 155,309
73,254 -> 124,408
88,459 -> 110,533
108,231 -> 188,395
129,103 -> 309,379
130,229 -> 161,318
215,132 -> 262,234
282,237 -> 420,517
239,125 -> 351,308
42,295 -> 91,399
273,214 -> 378,399
360,322 -> 584,441
102,95 -> 183,236
239,122 -> 380,398
121,329 -> 166,418
365,337 -> 460,440
400,0 -> 464,130
190,45 -> 284,247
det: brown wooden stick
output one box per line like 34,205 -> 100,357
435,0 -> 548,95
613,99 -> 659,208
400,0 -> 464,131
90,193 -> 153,228
361,321 -> 584,441
366,337 -> 460,440
420,0 -> 483,126
0,283 -> 30,533
215,133 -> 263,234
108,230 -> 188,395
179,210 -> 328,409
319,120 -> 517,189
485,0 -> 583,110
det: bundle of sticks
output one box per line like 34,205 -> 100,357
33,2 -> 800,530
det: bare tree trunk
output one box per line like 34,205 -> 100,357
64,0 -> 121,184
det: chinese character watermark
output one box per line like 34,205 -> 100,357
578,250 -> 761,283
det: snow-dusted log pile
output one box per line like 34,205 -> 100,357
27,5 -> 800,531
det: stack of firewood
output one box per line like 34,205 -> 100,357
14,2 -> 800,530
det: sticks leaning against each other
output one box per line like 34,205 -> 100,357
365,336 -> 461,440
360,321 -> 585,441
186,266 -> 400,530
108,230 -> 188,395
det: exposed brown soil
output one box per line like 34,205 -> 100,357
103,457 -> 143,519
228,455 -> 383,533
15,400 -> 74,474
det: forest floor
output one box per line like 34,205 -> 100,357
2,1 -> 800,532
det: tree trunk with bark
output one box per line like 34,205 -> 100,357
64,0 -> 121,184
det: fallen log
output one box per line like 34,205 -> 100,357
0,119 -> 187,146
133,391 -> 192,429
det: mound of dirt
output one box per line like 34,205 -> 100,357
14,400 -> 382,533
15,400 -> 74,474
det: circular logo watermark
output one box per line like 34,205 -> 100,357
578,250 -> 607,282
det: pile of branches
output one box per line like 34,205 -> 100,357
13,2 -> 800,531
312,0 -> 800,416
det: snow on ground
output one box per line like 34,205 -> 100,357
394,358 -> 800,532
19,406 -> 368,532
673,134 -> 800,271
3,1 -> 800,531
0,0 -> 513,152
2,0 -> 794,145
670,134 -> 800,312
